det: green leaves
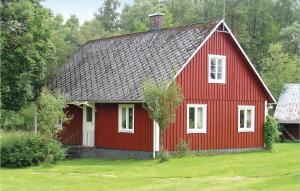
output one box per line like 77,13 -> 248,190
143,78 -> 183,132
261,43 -> 300,99
37,88 -> 70,140
264,115 -> 280,150
1,0 -> 55,111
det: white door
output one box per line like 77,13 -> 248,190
83,105 -> 95,147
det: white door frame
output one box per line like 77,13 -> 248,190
82,103 -> 95,147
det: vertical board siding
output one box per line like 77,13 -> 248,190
95,103 -> 153,151
60,104 -> 83,145
164,31 -> 267,151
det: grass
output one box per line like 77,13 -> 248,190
1,143 -> 299,191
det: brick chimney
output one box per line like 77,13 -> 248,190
148,13 -> 164,31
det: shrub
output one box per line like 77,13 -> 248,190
1,132 -> 66,168
0,104 -> 36,131
264,116 -> 280,150
176,139 -> 191,157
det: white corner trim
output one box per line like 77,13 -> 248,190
238,105 -> 255,133
173,19 -> 275,103
186,104 -> 207,134
118,104 -> 135,133
208,54 -> 226,84
222,22 -> 276,103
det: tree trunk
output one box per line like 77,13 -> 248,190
159,130 -> 164,152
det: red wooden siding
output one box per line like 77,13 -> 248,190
60,104 -> 83,145
95,103 -> 153,151
163,30 -> 268,151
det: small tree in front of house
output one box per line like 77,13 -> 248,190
37,87 -> 71,164
143,77 -> 183,161
38,87 -> 71,140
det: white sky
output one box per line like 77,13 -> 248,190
42,0 -> 133,24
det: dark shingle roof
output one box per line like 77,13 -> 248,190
47,20 -> 218,101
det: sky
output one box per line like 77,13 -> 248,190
41,0 -> 133,24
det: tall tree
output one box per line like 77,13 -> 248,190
261,43 -> 300,99
95,0 -> 120,32
1,0 -> 55,111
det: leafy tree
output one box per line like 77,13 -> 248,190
278,21 -> 300,55
1,0 -> 55,111
120,0 -> 174,33
37,88 -> 70,140
95,0 -> 120,32
261,43 -> 300,99
142,76 -> 183,154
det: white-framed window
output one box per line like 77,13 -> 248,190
187,104 -> 207,133
208,54 -> 226,83
238,105 -> 255,132
118,104 -> 134,133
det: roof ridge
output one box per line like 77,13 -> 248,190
83,19 -> 221,46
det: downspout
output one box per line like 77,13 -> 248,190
152,120 -> 159,159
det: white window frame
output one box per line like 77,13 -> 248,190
238,105 -> 255,132
118,104 -> 134,133
187,104 -> 207,134
208,54 -> 226,84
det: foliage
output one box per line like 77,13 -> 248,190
264,115 -> 280,150
261,43 -> 300,99
95,0 -> 120,32
0,0 -> 56,111
0,132 -> 66,168
176,138 -> 191,157
143,76 -> 183,152
0,104 -> 36,131
37,88 -> 70,139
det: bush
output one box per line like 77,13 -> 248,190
0,104 -> 36,131
1,132 -> 66,168
264,116 -> 280,150
176,139 -> 191,157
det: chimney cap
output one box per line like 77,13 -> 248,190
148,13 -> 165,17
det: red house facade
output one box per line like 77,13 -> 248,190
48,15 -> 275,159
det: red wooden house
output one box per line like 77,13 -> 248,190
48,14 -> 275,159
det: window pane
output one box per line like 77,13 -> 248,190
189,107 -> 195,129
217,72 -> 222,80
122,108 -> 126,129
196,107 -> 203,129
86,107 -> 93,122
128,107 -> 133,129
210,58 -> 216,79
210,72 -> 216,79
240,110 -> 245,128
246,110 -> 252,128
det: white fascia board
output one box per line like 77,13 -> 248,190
222,22 -> 276,103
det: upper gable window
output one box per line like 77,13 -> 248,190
208,54 -> 226,84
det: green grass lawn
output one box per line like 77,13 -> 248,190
1,143 -> 299,191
